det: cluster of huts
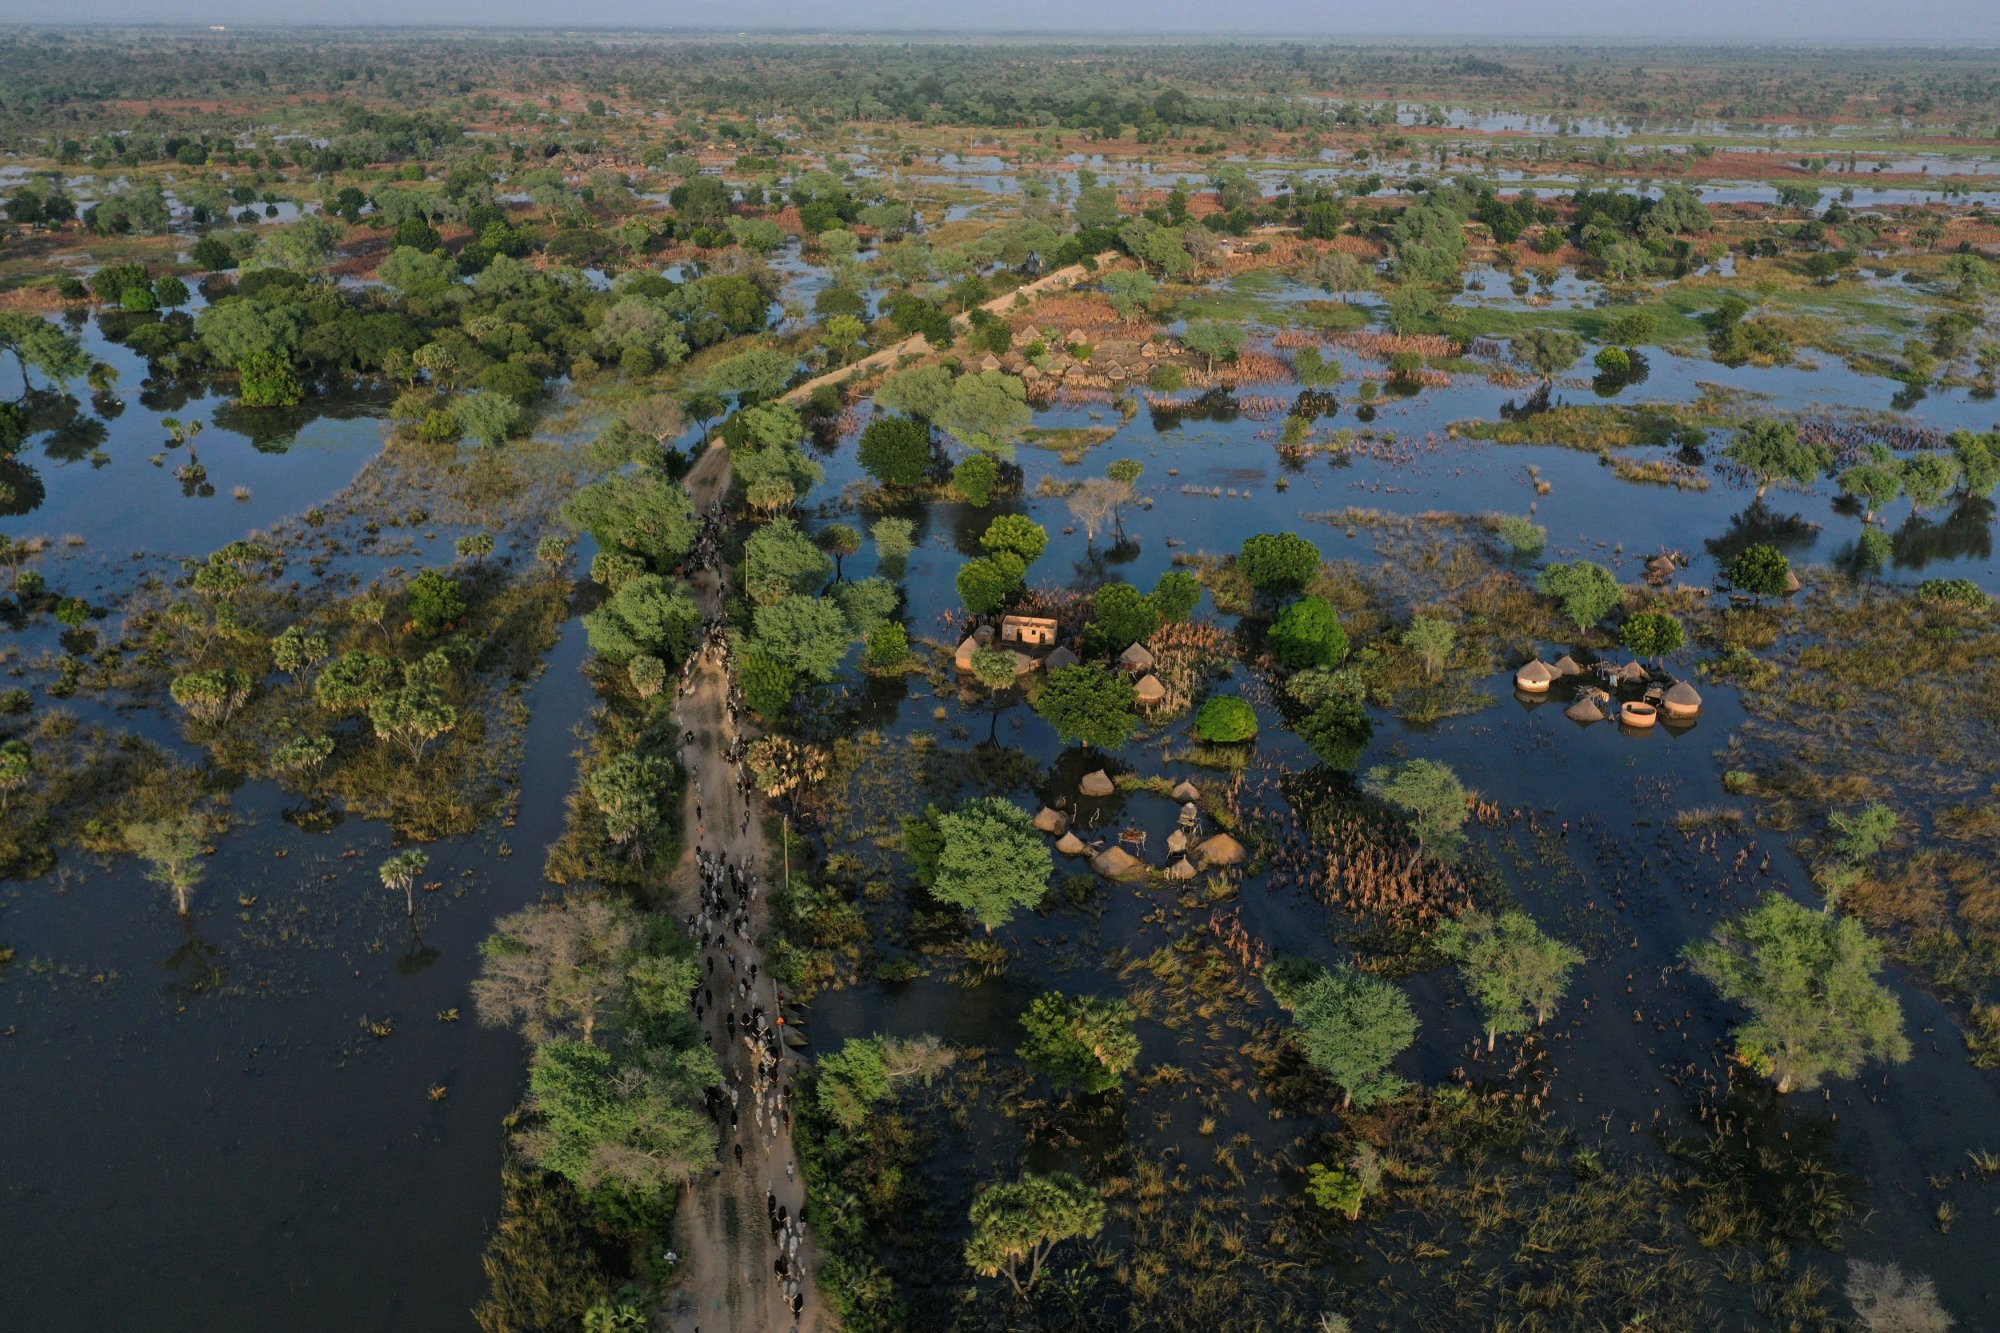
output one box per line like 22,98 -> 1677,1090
1514,654 -> 1703,730
955,616 -> 1168,705
1030,777 -> 1246,882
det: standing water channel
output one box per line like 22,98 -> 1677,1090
0,311 -> 597,1330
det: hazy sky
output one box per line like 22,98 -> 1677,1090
9,0 -> 1999,43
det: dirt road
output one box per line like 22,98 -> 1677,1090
660,443 -> 831,1333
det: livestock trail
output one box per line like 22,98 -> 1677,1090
662,442 -> 832,1333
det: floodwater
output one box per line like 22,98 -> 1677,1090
0,314 -> 594,1329
790,271 -> 2000,1319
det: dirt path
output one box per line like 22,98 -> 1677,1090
777,250 -> 1120,406
660,442 -> 832,1333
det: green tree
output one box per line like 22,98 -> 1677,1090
930,797 -> 1052,933
980,514 -> 1048,566
1182,319 -> 1246,373
584,575 -> 700,667
1150,569 -> 1201,622
1018,992 -> 1140,1094
1194,695 -> 1259,743
561,474 -> 698,571
1033,664 -> 1138,751
1082,581 -> 1160,657
1435,909 -> 1584,1051
1101,269 -> 1156,318
874,363 -> 957,422
1839,463 -> 1902,523
1364,759 -> 1469,863
1538,561 -> 1623,632
1724,419 -> 1832,501
1268,595 -> 1348,668
586,751 -> 675,864
1951,430 -> 2000,498
956,554 -> 1025,615
821,523 -> 863,582
1727,543 -> 1791,604
237,352 -> 304,408
405,569 -> 467,634
743,517 -> 832,606
1620,609 -> 1685,665
379,848 -> 430,917
1900,453 -> 1960,514
368,680 -> 458,763
1685,893 -> 1910,1093
1496,515 -> 1547,559
1514,328 -> 1585,381
0,739 -> 32,815
706,347 -> 796,404
1238,531 -> 1320,598
1403,615 -> 1456,680
965,1173 -> 1107,1298
269,624 -> 330,684
127,814 -> 206,916
857,415 -> 934,489
521,1037 -> 716,1200
952,453 -> 1001,508
1296,695 -> 1374,768
1269,962 -> 1419,1108
753,594 -> 853,682
865,620 -> 910,669
456,392 -> 522,447
940,371 -> 1031,458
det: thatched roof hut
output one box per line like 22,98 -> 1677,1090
1133,673 -> 1166,704
1080,770 -> 1116,798
1179,802 -> 1200,826
1118,643 -> 1155,671
1552,655 -> 1583,677
1012,651 -> 1039,677
979,353 -> 1002,372
1044,644 -> 1079,670
954,635 -> 980,671
1564,697 -> 1606,724
1161,858 -> 1198,880
1165,828 -> 1190,855
1617,661 -> 1651,685
1092,845 -> 1144,879
1172,780 -> 1200,802
1514,659 -> 1557,693
1661,680 -> 1702,720
1783,568 -> 1802,594
1033,807 -> 1069,836
1196,832 -> 1246,867
1055,831 -> 1088,857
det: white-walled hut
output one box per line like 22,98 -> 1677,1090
1514,659 -> 1557,694
1661,680 -> 1703,721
